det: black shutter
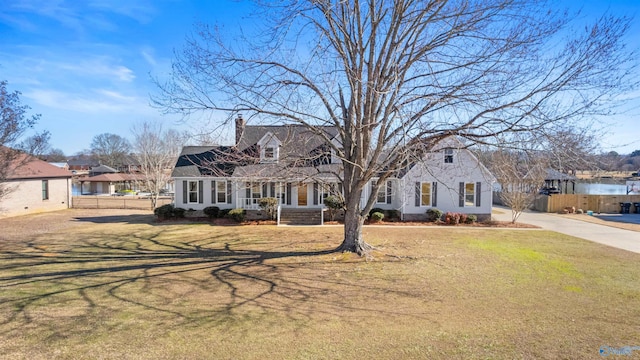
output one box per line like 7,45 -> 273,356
459,182 -> 465,207
211,180 -> 216,204
262,183 -> 267,198
270,182 -> 275,198
182,180 -> 187,204
415,182 -> 420,207
386,181 -> 392,204
286,183 -> 292,205
432,182 -> 438,207
198,180 -> 203,204
313,182 -> 319,205
371,181 -> 375,200
476,182 -> 482,207
246,183 -> 251,201
227,181 -> 232,204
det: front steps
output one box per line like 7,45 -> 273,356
279,208 -> 323,225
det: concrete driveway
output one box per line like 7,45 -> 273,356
493,207 -> 640,254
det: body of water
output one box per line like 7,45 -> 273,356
575,183 -> 631,195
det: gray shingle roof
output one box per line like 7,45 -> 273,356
173,125 -> 340,178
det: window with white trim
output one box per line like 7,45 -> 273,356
213,180 -> 228,203
376,182 -> 387,203
444,148 -> 454,163
275,183 -> 286,204
420,182 -> 431,206
188,180 -> 199,203
264,147 -> 275,159
464,182 -> 475,207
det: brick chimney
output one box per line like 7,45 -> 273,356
235,114 -> 245,145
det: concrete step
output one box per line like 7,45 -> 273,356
280,209 -> 323,225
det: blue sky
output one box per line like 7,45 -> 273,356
1,0 -> 639,156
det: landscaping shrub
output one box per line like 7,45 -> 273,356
370,212 -> 384,222
203,206 -> 220,219
459,213 -> 468,224
323,195 -> 345,221
258,197 -> 278,220
219,209 -> 231,218
154,204 -> 175,219
466,214 -> 478,224
426,208 -> 443,222
444,212 -> 461,225
173,207 -> 186,218
228,208 -> 246,223
369,208 -> 385,219
387,209 -> 400,220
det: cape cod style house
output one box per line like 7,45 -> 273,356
171,116 -> 495,224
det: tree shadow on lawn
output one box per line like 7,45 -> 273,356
72,213 -> 158,225
0,227 -> 423,341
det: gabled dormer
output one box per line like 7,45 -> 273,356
257,132 -> 281,163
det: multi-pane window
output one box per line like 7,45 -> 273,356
42,180 -> 49,200
421,182 -> 431,206
376,182 -> 387,203
216,181 -> 227,203
275,183 -> 286,204
465,182 -> 475,207
264,147 -> 275,159
444,148 -> 454,163
188,180 -> 199,203
245,182 -> 263,205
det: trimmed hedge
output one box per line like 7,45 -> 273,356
370,212 -> 384,222
153,204 -> 186,219
426,208 -> 443,222
227,208 -> 246,223
203,206 -> 220,219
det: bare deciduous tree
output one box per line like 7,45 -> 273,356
487,149 -> 548,223
154,0 -> 636,255
0,80 -> 49,200
131,121 -> 185,208
90,133 -> 131,168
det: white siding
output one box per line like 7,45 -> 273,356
401,147 -> 494,218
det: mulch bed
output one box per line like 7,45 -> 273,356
158,217 -> 538,228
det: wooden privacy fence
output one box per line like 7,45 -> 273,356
533,194 -> 640,214
72,196 -> 173,210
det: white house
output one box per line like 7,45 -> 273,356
1,151 -> 73,218
171,116 -> 495,223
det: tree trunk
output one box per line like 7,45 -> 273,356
338,205 -> 373,256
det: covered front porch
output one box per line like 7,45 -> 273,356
236,180 -> 342,210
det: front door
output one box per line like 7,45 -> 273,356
297,183 -> 308,206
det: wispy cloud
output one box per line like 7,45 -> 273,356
25,88 -> 153,116
1,0 -> 157,34
1,51 -> 136,85
140,46 -> 158,67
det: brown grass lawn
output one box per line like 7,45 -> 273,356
0,210 -> 639,359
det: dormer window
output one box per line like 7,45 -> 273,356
257,132 -> 281,163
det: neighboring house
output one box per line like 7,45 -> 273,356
68,157 -> 99,172
116,155 -> 141,174
0,150 -> 73,218
78,173 -> 146,195
49,162 -> 70,171
171,116 -> 495,223
89,165 -> 118,176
